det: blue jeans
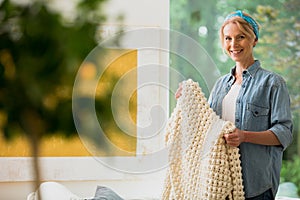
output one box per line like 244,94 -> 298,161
246,189 -> 273,200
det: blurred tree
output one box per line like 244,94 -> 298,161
0,0 -> 106,194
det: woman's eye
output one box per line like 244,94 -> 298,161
238,35 -> 245,40
225,37 -> 231,41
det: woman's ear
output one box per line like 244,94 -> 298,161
253,39 -> 258,47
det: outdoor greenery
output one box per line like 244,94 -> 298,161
0,0 -> 106,139
281,155 -> 300,195
170,0 -> 300,192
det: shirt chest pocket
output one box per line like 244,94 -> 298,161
247,103 -> 269,117
245,103 -> 270,131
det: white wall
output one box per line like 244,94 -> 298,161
0,0 -> 169,199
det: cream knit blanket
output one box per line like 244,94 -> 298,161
162,79 -> 244,200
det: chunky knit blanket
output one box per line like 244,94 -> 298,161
162,79 -> 244,200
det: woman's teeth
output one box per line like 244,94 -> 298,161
231,49 -> 243,54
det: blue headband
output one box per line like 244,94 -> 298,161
225,10 -> 259,39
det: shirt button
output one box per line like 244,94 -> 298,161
236,119 -> 240,122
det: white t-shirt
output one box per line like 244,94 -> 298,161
222,84 -> 241,123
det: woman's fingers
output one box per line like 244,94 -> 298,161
175,84 -> 183,99
224,129 -> 244,147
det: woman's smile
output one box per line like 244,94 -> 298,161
230,49 -> 243,55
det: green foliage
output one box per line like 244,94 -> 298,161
0,0 -> 106,140
280,155 -> 300,195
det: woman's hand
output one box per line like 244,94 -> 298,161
175,83 -> 183,99
224,128 -> 245,147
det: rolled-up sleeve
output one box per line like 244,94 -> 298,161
268,78 -> 293,150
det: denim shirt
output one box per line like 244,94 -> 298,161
208,60 -> 293,198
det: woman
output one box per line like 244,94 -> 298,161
176,10 -> 293,199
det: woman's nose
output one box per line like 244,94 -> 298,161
231,39 -> 237,46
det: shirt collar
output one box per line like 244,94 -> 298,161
245,60 -> 261,77
226,60 -> 261,83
